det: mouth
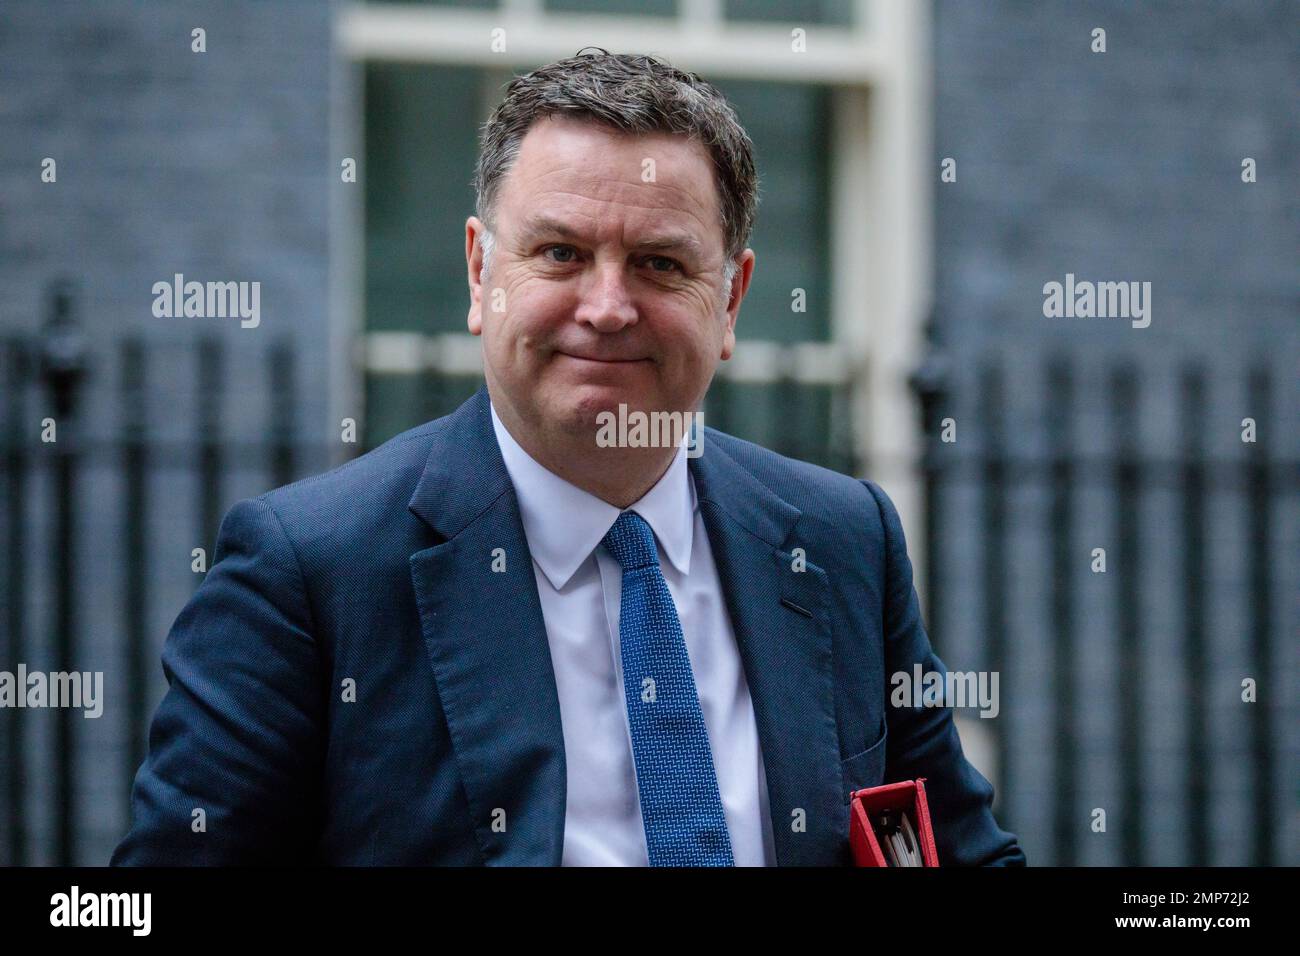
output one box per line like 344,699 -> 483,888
556,351 -> 652,366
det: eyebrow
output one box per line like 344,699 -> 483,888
517,214 -> 705,258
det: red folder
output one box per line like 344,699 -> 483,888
849,778 -> 941,867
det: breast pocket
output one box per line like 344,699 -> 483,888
840,721 -> 888,804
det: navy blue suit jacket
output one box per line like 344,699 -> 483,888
112,385 -> 1025,866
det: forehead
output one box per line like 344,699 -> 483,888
496,115 -> 723,246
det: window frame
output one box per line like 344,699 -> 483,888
331,0 -> 932,540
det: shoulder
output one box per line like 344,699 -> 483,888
224,419 -> 443,567
703,426 -> 892,525
261,419 -> 439,513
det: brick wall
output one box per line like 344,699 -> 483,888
0,0 -> 335,864
931,0 -> 1298,864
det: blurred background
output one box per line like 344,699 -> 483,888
0,0 -> 1295,866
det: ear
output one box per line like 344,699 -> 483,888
719,248 -> 755,361
466,216 -> 487,336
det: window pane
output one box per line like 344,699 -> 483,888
366,0 -> 497,8
710,78 -> 832,344
364,62 -> 482,336
547,0 -> 676,15
725,0 -> 854,27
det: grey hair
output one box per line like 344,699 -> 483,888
473,48 -> 759,266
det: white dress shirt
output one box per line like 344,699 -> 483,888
489,401 -> 776,866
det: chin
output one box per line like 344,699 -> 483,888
546,382 -> 648,435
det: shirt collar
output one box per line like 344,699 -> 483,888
489,399 -> 695,590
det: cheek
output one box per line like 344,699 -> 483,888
484,283 -> 552,357
669,303 -> 725,359
504,280 -> 571,336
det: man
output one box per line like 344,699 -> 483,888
113,51 -> 1024,866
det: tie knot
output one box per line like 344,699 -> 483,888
601,511 -> 660,571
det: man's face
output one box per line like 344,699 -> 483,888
466,115 -> 753,443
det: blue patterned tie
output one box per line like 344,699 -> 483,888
602,510 -> 735,866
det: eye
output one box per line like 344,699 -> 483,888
644,255 -> 682,273
542,244 -> 579,264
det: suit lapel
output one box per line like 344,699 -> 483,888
691,440 -> 845,866
407,386 -> 566,866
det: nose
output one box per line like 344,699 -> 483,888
573,260 -> 638,332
